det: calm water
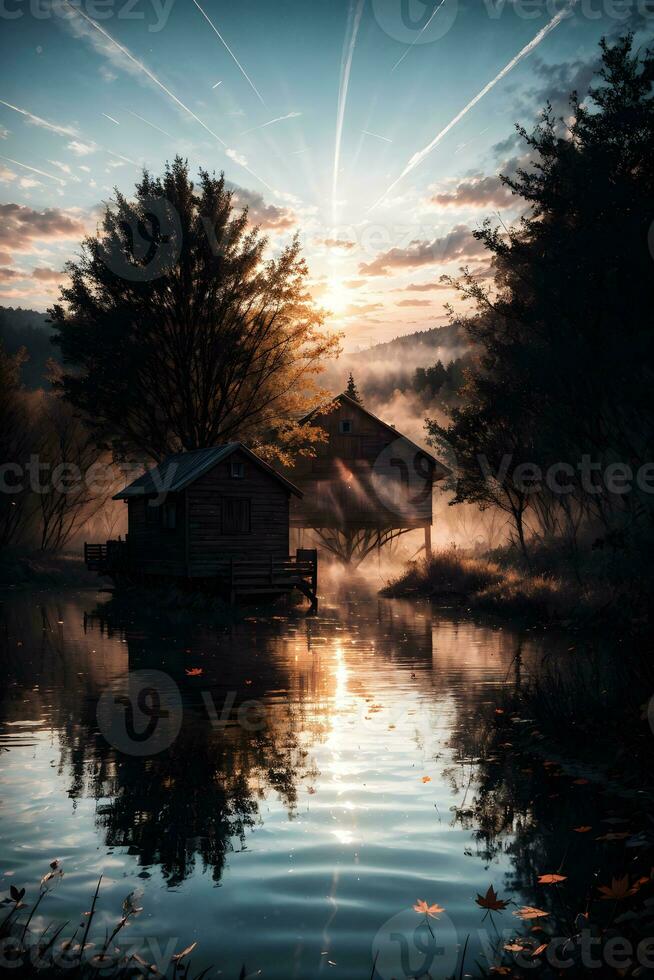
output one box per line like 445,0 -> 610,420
0,586 -> 576,977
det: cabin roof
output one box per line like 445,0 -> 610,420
303,393 -> 451,480
113,443 -> 303,500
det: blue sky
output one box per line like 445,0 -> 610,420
0,0 -> 651,346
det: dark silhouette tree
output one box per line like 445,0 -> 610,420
345,371 -> 363,404
50,158 -> 340,465
429,35 -> 654,563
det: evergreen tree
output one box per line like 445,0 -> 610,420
345,372 -> 363,404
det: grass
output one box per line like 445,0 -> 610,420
380,546 -> 615,625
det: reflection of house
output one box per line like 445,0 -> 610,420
289,393 -> 449,563
84,444 -> 317,607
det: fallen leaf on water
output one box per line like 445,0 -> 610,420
573,826 -> 593,833
476,885 -> 509,912
413,900 -> 444,919
597,876 -> 641,901
504,943 -> 526,952
532,943 -> 549,957
595,832 -> 630,841
514,907 -> 550,920
185,668 -> 203,677
537,874 -> 567,885
573,778 -> 589,785
421,776 -> 432,783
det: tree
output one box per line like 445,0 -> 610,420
345,372 -> 363,404
0,344 -> 35,549
429,35 -> 654,562
51,158 -> 340,465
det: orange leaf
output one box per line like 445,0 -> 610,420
573,826 -> 592,833
185,667 -> 203,677
421,776 -> 432,783
537,873 -> 567,885
413,900 -> 444,919
514,907 -> 549,920
476,885 -> 509,912
597,875 -> 641,901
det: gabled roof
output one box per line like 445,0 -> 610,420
113,443 -> 303,499
302,392 -> 451,481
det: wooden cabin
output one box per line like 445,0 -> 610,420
84,444 -> 317,608
288,393 -> 449,562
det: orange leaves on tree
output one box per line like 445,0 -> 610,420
413,900 -> 444,919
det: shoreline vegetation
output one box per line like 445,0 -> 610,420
380,545 -> 649,631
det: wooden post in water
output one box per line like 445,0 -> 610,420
424,524 -> 432,561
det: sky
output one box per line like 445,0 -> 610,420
0,0 -> 651,348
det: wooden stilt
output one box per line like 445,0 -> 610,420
424,524 -> 432,561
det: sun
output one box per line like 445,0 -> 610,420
325,277 -> 349,315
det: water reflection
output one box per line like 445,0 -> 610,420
0,588 -> 565,978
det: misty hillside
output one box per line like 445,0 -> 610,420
0,306 -> 58,389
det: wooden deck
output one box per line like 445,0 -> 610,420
84,541 -> 318,610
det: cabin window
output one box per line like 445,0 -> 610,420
230,459 -> 245,479
339,419 -> 353,434
222,497 -> 251,534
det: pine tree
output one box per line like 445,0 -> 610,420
345,372 -> 363,404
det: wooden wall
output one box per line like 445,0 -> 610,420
126,494 -> 186,577
290,400 -> 434,529
186,449 -> 290,577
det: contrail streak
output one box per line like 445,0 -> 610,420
125,109 -> 174,140
240,111 -> 301,136
362,129 -> 392,143
0,99 -> 78,138
62,0 -> 226,146
102,112 -> 120,125
63,1 -> 274,190
191,0 -> 266,106
332,0 -> 364,220
0,154 -> 66,185
370,1 -> 577,210
391,0 -> 449,72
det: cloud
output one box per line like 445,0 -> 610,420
32,266 -> 63,281
0,267 -> 23,282
318,237 -> 357,250
0,251 -> 12,265
0,203 -> 88,258
344,278 -> 366,289
359,224 -> 485,276
230,185 -> 297,231
67,140 -> 96,157
0,127 -> 9,139
226,148 -> 248,168
343,301 -> 383,316
0,99 -> 78,138
0,164 -> 17,183
396,299 -> 432,307
401,281 -> 450,292
430,174 -> 517,209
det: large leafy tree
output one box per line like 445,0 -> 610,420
429,35 -> 654,560
51,158 -> 339,464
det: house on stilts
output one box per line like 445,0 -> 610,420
84,444 -> 318,609
288,392 -> 450,564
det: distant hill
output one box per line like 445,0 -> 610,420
349,322 -> 464,361
0,306 -> 59,389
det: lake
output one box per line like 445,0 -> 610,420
0,586 -> 620,978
